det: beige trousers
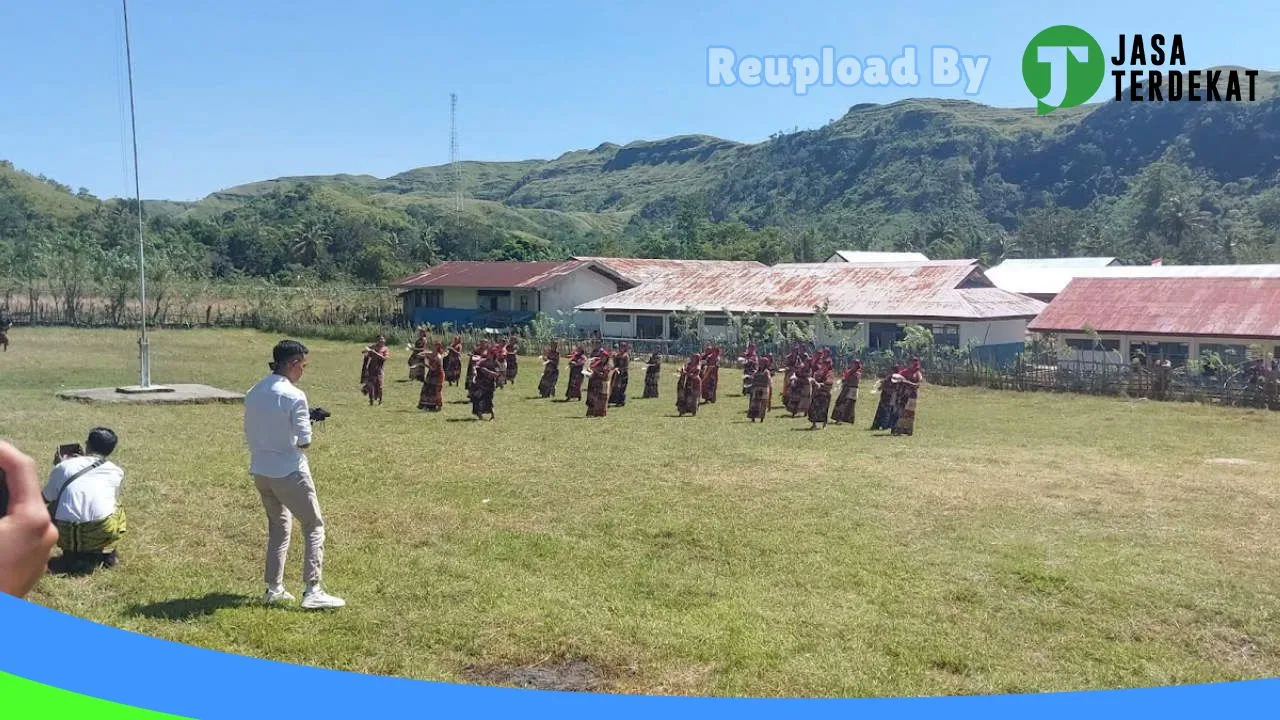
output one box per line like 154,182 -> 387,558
253,471 -> 325,589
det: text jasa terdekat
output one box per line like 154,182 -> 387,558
1113,34 -> 1259,102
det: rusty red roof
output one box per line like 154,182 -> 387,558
570,257 -> 765,284
392,260 -> 602,289
576,262 -> 1044,320
1028,277 -> 1280,340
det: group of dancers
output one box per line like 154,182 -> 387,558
736,344 -> 922,433
359,329 -> 924,435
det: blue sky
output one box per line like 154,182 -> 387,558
2,0 -> 1277,200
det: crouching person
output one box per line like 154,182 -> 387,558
43,428 -> 126,574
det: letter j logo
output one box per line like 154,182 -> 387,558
1022,25 -> 1105,114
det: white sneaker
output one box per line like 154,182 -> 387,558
264,588 -> 295,605
301,587 -> 346,610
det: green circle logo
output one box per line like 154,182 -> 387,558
1022,25 -> 1106,114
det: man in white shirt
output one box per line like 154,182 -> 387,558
244,340 -> 344,610
43,428 -> 127,574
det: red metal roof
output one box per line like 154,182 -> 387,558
576,262 -> 1044,320
570,257 -> 765,284
392,260 -> 594,289
1028,277 -> 1280,340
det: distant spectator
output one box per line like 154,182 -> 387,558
43,428 -> 126,575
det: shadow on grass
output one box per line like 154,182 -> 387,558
127,593 -> 253,620
446,417 -> 482,423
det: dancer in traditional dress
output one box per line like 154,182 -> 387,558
359,335 -> 390,405
443,335 -> 463,386
787,360 -> 813,417
739,343 -> 759,396
891,357 -> 924,436
538,343 -> 560,398
807,358 -> 834,429
565,346 -> 586,401
470,348 -> 501,420
676,354 -> 702,416
608,342 -> 631,406
642,352 -> 661,398
418,342 -> 445,412
747,356 -> 773,422
831,360 -> 862,425
0,313 -> 10,352
407,328 -> 428,381
870,363 -> 902,430
701,345 -> 720,404
494,345 -> 509,390
586,349 -> 614,417
465,339 -> 491,392
505,335 -> 520,383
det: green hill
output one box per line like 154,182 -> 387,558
4,80 -> 1280,288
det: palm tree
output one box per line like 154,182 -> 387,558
291,222 -> 329,265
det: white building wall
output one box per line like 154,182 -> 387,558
540,270 -> 621,317
958,319 -> 1031,347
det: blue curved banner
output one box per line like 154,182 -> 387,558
0,594 -> 1275,718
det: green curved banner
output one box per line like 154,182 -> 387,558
0,671 -> 190,719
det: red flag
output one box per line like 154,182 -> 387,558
1151,258 -> 1163,266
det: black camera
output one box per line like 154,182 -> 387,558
0,467 -> 7,518
309,407 -> 332,424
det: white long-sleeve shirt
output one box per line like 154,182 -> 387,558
244,374 -> 312,478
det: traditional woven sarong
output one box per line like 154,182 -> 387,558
566,359 -> 585,400
747,371 -> 771,421
808,378 -> 832,426
831,378 -> 858,424
538,356 -> 559,398
643,360 -> 661,398
505,349 -> 519,381
443,348 -> 462,385
676,371 -> 701,416
701,365 -> 719,403
56,509 -> 127,554
891,390 -> 917,436
586,368 -> 609,417
419,356 -> 445,411
609,355 -> 629,406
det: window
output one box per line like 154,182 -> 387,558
519,295 -> 529,311
635,315 -> 664,339
1066,338 -> 1120,352
477,289 -> 511,312
703,316 -> 728,327
1131,341 -> 1190,367
928,324 -> 961,348
834,321 -> 860,331
420,289 -> 442,309
1199,343 -> 1247,365
868,322 -> 904,350
605,314 -> 631,324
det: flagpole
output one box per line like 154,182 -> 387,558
122,0 -> 149,388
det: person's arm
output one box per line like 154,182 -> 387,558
41,463 -> 65,504
0,442 -> 59,597
291,395 -> 313,450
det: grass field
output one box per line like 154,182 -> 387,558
3,328 -> 1279,697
